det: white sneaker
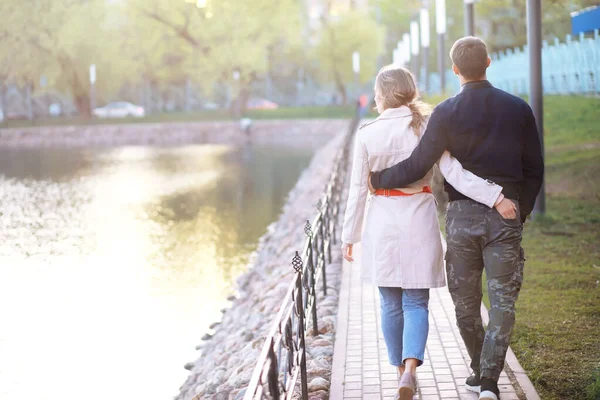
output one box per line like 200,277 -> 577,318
479,390 -> 499,400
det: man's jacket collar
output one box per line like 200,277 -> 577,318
460,80 -> 493,92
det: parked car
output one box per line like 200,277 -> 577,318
246,98 -> 278,110
202,102 -> 220,110
93,102 -> 145,118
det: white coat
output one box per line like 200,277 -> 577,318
341,106 -> 502,288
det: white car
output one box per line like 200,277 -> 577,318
93,102 -> 145,118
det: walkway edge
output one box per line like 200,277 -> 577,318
329,256 -> 351,400
479,303 -> 541,400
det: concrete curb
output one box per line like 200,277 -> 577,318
329,255 -> 351,400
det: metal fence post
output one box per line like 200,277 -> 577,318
304,221 -> 318,335
292,252 -> 309,400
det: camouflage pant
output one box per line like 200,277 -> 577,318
445,200 -> 525,381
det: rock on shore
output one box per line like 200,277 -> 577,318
176,129 -> 350,400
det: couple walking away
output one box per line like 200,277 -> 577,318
341,36 -> 544,400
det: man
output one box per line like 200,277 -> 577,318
368,37 -> 544,400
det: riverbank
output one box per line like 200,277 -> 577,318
0,119 -> 347,148
176,130 -> 349,400
0,106 -> 374,130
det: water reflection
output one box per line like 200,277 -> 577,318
0,144 -> 312,400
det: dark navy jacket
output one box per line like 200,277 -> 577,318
370,80 -> 544,221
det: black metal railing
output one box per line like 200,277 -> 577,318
243,112 -> 360,400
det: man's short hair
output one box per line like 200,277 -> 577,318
450,36 -> 489,80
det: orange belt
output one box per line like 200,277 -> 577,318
374,186 -> 432,196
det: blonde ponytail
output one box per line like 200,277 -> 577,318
406,100 -> 432,133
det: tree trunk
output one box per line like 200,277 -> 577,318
69,69 -> 91,117
74,93 -> 91,117
25,83 -> 33,121
230,84 -> 251,118
333,70 -> 347,105
0,79 -> 5,122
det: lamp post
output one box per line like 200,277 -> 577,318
393,48 -> 401,66
402,33 -> 411,68
436,0 -> 447,94
464,0 -> 475,36
352,51 -> 360,97
527,0 -> 545,216
89,64 -> 96,114
420,8 -> 431,92
410,21 -> 420,78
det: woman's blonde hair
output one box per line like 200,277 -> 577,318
374,65 -> 431,133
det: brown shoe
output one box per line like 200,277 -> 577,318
398,371 -> 416,400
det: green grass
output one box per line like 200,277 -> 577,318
473,95 -> 600,400
0,105 -> 362,129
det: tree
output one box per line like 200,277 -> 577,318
314,11 -> 385,104
0,0 -> 130,116
127,0 -> 302,115
477,0 -> 599,52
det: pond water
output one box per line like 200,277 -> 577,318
0,144 -> 313,400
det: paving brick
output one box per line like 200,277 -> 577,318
435,374 -> 454,383
362,384 -> 381,394
381,380 -> 397,389
363,378 -> 381,386
343,382 -> 361,390
432,367 -> 452,375
343,389 -> 362,398
418,379 -> 437,387
381,373 -> 398,382
363,370 -> 380,379
361,394 -> 381,400
437,381 -> 457,391
419,386 -> 439,395
362,364 -> 380,372
438,389 -> 459,398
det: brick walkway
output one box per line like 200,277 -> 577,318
330,242 -> 535,400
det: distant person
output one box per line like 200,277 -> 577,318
239,118 -> 252,144
368,37 -> 544,400
341,65 -> 515,400
357,94 -> 369,119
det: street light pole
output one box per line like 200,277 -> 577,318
436,0 -> 447,94
89,64 -> 96,115
352,51 -> 360,98
410,21 -> 420,79
464,0 -> 475,36
420,8 -> 431,93
527,0 -> 545,216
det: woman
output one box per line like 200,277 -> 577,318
340,65 -> 515,400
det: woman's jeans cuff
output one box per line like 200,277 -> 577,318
402,355 -> 425,367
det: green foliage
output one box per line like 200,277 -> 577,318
0,0 -> 126,113
587,370 -> 600,400
2,0 -> 598,116
313,11 -> 385,104
476,0 -> 598,51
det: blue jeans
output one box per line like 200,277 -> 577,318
379,287 -> 430,367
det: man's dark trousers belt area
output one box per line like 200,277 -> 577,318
445,199 -> 525,381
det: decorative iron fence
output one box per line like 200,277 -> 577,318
243,112 -> 359,400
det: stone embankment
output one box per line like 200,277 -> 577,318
0,120 -> 348,148
176,130 -> 350,400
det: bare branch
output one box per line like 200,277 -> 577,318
137,7 -> 209,54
